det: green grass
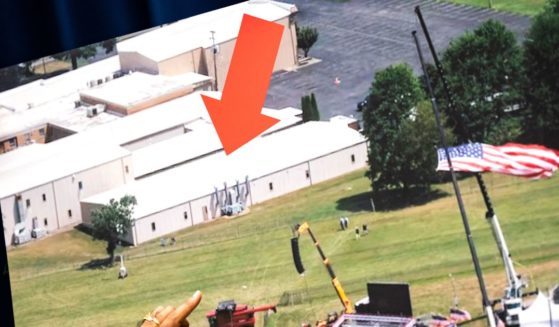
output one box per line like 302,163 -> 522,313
444,0 -> 546,16
8,170 -> 559,326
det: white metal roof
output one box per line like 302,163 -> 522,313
0,142 -> 130,199
0,90 -> 302,198
0,57 -> 122,140
82,121 -> 366,219
130,106 -> 302,178
330,115 -> 358,124
0,73 -> 210,142
131,120 -> 221,178
0,57 -> 120,113
79,72 -> 210,109
0,92 -> 209,197
116,1 -> 296,62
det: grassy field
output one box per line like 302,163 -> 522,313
445,0 -> 546,16
8,169 -> 559,326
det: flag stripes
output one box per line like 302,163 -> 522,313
437,143 -> 559,179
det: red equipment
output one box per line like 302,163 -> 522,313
206,300 -> 276,327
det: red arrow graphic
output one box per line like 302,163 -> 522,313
201,14 -> 284,155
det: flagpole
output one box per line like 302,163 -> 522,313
412,29 -> 496,327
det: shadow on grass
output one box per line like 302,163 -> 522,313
78,257 -> 113,270
336,187 -> 449,212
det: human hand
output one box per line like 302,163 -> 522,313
140,290 -> 202,327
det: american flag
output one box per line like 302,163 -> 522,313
436,143 -> 559,179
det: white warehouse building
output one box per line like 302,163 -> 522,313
81,121 -> 368,245
0,90 -> 305,247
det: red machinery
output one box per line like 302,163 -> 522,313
206,300 -> 276,327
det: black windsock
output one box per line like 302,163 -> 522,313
291,237 -> 305,274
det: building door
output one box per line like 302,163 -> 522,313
202,206 -> 209,221
32,217 -> 38,229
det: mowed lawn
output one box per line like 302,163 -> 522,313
8,169 -> 559,326
445,0 -> 545,16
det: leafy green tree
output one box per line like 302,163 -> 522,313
301,94 -> 312,122
296,25 -> 319,58
0,64 -> 24,92
301,93 -> 320,122
394,101 -> 456,189
54,46 -> 97,70
363,64 -> 425,193
523,7 -> 559,147
310,93 -> 320,121
91,195 -> 137,263
546,0 -> 559,13
54,39 -> 116,70
435,19 -> 524,144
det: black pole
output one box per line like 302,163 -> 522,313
412,30 -> 494,318
474,173 -> 495,218
0,204 -> 15,327
415,6 -> 471,140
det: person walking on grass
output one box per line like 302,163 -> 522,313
355,227 -> 360,240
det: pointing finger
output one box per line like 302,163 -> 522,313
173,291 -> 202,322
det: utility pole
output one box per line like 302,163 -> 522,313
210,30 -> 219,91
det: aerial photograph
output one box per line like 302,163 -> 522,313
0,0 -> 558,326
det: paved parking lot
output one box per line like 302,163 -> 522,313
265,0 -> 531,119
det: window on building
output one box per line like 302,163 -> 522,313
78,181 -> 83,190
39,128 -> 45,136
44,218 -> 48,226
305,170 -> 310,179
8,137 -> 17,148
269,182 -> 274,191
26,199 -> 31,207
184,211 -> 188,220
351,154 -> 356,163
125,165 -> 129,174
42,193 -> 46,202
68,210 -> 72,218
151,222 -> 156,231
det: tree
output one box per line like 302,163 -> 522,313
54,46 -> 97,70
0,64 -> 24,92
301,94 -> 312,122
54,39 -> 116,70
91,195 -> 137,263
363,63 -> 425,193
394,101 -> 456,189
434,19 -> 524,144
522,6 -> 559,148
310,93 -> 320,121
301,93 -> 320,122
546,0 -> 559,13
296,25 -> 319,58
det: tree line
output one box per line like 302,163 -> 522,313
363,0 -> 559,195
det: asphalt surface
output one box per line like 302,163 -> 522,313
265,0 -> 532,119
